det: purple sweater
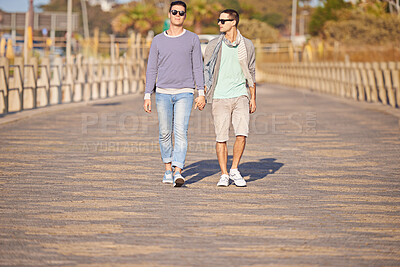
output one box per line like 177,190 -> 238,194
145,30 -> 205,94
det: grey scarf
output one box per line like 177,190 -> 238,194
204,30 -> 254,91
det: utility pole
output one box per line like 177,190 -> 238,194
66,0 -> 72,64
29,0 -> 34,28
80,0 -> 90,40
300,10 -> 309,36
24,11 -> 28,65
291,0 -> 297,43
24,0 -> 34,65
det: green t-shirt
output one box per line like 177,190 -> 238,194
213,42 -> 247,99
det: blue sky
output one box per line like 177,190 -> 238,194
0,0 -> 132,13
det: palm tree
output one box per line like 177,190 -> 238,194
112,3 -> 162,35
187,0 -> 223,34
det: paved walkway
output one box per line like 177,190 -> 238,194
0,84 -> 399,266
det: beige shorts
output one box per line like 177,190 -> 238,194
212,95 -> 250,142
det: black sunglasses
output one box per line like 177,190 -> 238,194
218,19 -> 234,24
171,10 -> 186,16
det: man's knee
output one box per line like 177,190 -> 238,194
236,135 -> 247,141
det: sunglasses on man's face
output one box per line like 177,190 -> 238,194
171,10 -> 185,16
218,19 -> 234,24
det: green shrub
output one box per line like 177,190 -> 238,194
323,9 -> 400,45
309,0 -> 352,36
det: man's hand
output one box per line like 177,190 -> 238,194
194,96 -> 206,111
143,99 -> 151,113
249,84 -> 256,114
249,98 -> 256,114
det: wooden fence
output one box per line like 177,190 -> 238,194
260,61 -> 400,108
0,55 -> 146,115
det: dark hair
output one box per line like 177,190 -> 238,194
221,9 -> 239,27
170,1 -> 187,12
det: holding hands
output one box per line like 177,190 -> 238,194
194,96 -> 206,111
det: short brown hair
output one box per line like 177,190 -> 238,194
221,9 -> 239,27
170,1 -> 187,12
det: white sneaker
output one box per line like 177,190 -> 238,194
217,174 -> 230,187
173,172 -> 185,187
230,169 -> 246,187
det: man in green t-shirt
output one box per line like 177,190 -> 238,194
204,9 -> 256,187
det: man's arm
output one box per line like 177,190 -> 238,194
192,35 -> 205,110
249,83 -> 256,113
248,40 -> 256,114
248,41 -> 256,85
204,41 -> 214,68
192,35 -> 205,93
143,38 -> 158,113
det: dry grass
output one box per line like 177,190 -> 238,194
256,42 -> 400,63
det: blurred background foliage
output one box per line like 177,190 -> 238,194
111,2 -> 163,34
324,8 -> 400,45
38,0 -> 400,45
239,19 -> 280,42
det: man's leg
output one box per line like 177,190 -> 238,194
216,141 -> 228,175
165,163 -> 172,172
229,96 -> 250,187
212,99 -> 232,186
155,93 -> 174,170
172,93 -> 193,175
231,96 -> 250,170
231,135 -> 246,169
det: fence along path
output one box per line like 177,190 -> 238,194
261,61 -> 400,108
0,55 -> 146,115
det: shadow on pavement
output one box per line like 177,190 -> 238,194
183,157 -> 283,185
91,102 -> 122,106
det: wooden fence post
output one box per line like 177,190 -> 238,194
367,63 -> 379,102
37,57 -> 50,107
88,58 -> 99,100
355,62 -> 365,101
376,62 -> 388,105
393,64 -> 400,108
100,59 -> 108,98
73,54 -> 83,102
385,62 -> 397,108
0,57 -> 9,114
8,57 -> 24,112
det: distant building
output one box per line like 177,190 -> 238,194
88,0 -> 115,12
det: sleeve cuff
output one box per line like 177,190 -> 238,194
144,93 -> 151,100
198,90 -> 205,97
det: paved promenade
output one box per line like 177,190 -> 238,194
0,83 -> 399,266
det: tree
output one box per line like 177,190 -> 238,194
253,13 -> 285,29
111,3 -> 162,35
186,0 -> 223,34
323,4 -> 400,45
217,0 -> 241,11
238,0 -> 293,31
299,0 -> 312,8
309,0 -> 352,36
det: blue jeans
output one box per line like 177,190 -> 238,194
155,92 -> 193,169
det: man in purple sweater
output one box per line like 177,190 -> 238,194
143,1 -> 205,187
